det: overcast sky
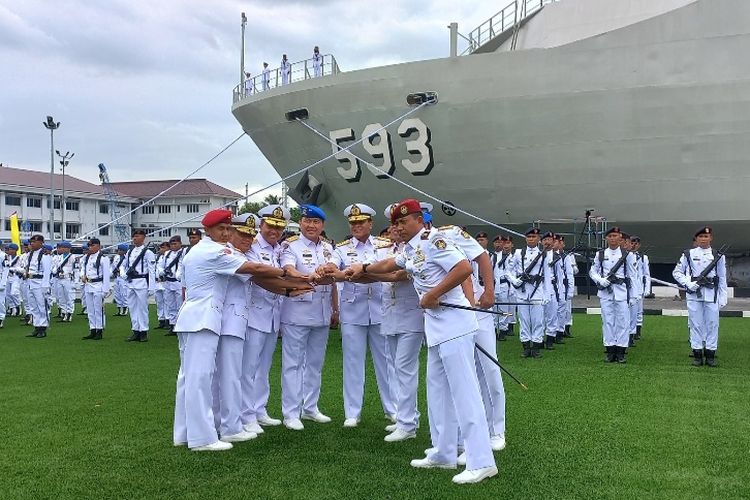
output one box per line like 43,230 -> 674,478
1,0 -> 499,200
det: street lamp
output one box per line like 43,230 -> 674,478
42,116 -> 60,240
56,150 -> 74,239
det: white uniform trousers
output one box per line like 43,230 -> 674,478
555,296 -> 568,333
565,298 -> 573,326
688,300 -> 719,350
281,323 -> 329,419
84,289 -> 105,329
494,288 -> 514,331
28,286 -> 49,327
49,278 -> 57,306
114,277 -> 128,308
386,331 -> 423,433
341,323 -> 395,419
241,327 -> 278,425
165,286 -> 182,326
217,335 -> 245,437
518,303 -> 544,343
0,288 -> 6,320
6,280 -> 21,310
155,289 -> 166,320
600,299 -> 629,347
21,281 -> 30,314
544,294 -> 559,336
474,316 -> 506,438
637,297 -> 644,327
127,287 -> 150,331
426,334 -> 495,471
56,279 -> 75,314
173,330 -> 220,448
628,298 -> 641,334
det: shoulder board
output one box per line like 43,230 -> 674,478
375,241 -> 392,249
336,238 -> 352,247
421,232 -> 430,240
284,235 -> 300,243
374,236 -> 391,242
437,225 -> 457,231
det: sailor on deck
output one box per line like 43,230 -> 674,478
312,46 -> 322,77
280,54 -> 291,85
261,62 -> 270,90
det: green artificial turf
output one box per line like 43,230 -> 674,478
0,307 -> 748,500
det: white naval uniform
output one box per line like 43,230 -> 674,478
53,252 -> 76,315
217,243 -> 251,438
173,237 -> 248,448
16,249 -> 52,327
242,234 -> 283,427
120,245 -> 156,332
637,253 -> 651,327
673,247 -> 727,351
81,251 -> 111,329
17,252 -> 30,315
566,257 -> 578,327
280,59 -> 291,85
589,248 -> 637,348
5,254 -> 22,312
628,250 -> 644,336
261,67 -> 270,90
160,249 -> 184,327
493,251 -> 515,332
378,241 -> 424,434
244,76 -> 253,96
0,251 -> 9,320
154,253 -> 166,322
508,245 -> 550,344
111,254 -> 128,310
312,52 -> 322,77
395,228 -> 494,471
333,235 -> 394,421
279,234 -> 335,420
544,249 -> 560,338
439,226 -> 506,442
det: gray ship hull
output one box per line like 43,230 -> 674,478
232,0 -> 750,266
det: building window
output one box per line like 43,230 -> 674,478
176,205 -> 180,213
158,205 -> 171,214
3,220 -> 10,231
65,200 -> 80,211
66,223 -> 80,238
46,199 -> 62,209
54,222 -> 61,234
99,225 -> 110,236
26,197 -> 42,208
158,228 -> 172,237
186,204 -> 200,213
142,205 -> 154,215
28,221 -> 42,232
5,194 -> 21,206
100,204 -> 109,214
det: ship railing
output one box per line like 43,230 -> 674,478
461,0 -> 557,55
233,54 -> 341,103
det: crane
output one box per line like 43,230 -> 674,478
98,163 -> 131,244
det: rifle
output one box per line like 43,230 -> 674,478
549,244 -> 582,268
686,244 -> 729,296
595,249 -> 630,291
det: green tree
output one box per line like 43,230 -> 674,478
263,194 -> 281,205
289,206 -> 301,222
238,201 -> 263,214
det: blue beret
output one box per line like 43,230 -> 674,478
300,204 -> 326,221
22,239 -> 29,245
7,243 -> 19,250
43,244 -> 53,251
423,211 -> 433,224
117,243 -> 129,251
57,240 -> 71,248
525,228 -> 541,236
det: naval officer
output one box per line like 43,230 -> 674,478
672,226 -> 727,367
346,199 -> 497,485
630,236 -> 650,339
279,205 -> 338,431
80,238 -> 111,340
4,243 -> 22,318
241,204 -> 290,433
160,235 -> 185,333
52,241 -> 76,322
172,209 -> 310,452
111,244 -> 130,317
121,229 -> 156,342
493,236 -> 516,340
16,234 -> 52,338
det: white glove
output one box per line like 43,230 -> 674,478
510,277 -> 523,288
718,292 -> 728,309
685,281 -> 699,292
599,279 -> 611,288
541,297 -> 550,306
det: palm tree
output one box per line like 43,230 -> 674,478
263,194 -> 281,205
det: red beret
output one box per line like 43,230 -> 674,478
202,209 -> 233,228
390,198 -> 422,224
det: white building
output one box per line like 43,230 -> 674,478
109,179 -> 240,241
0,166 -> 138,246
0,166 -> 240,246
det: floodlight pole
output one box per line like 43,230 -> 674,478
43,116 -> 60,240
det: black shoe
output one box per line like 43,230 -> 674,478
554,332 -> 565,344
138,331 -> 148,342
521,341 -> 531,358
544,335 -> 555,350
35,328 -> 47,338
704,349 -> 717,367
93,329 -> 103,341
616,346 -> 627,364
692,349 -> 703,366
628,334 -> 635,347
507,324 -> 515,336
66,313 -> 73,322
156,320 -> 166,329
125,331 -> 140,342
82,329 -> 96,340
497,329 -> 507,342
604,346 -> 614,363
563,325 -> 573,338
635,325 -> 642,340
26,328 -> 39,338
531,342 -> 543,358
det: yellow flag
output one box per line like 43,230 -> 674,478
9,212 -> 21,249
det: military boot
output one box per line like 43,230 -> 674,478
544,335 -> 555,350
635,325 -> 642,340
554,332 -> 565,344
156,319 -> 166,329
564,324 -> 573,338
616,346 -> 627,364
691,349 -> 703,366
93,329 -> 103,341
704,349 -> 718,367
628,334 -> 635,347
138,331 -> 149,342
125,331 -> 140,342
26,327 -> 40,338
521,341 -> 531,358
531,342 -> 543,358
82,329 -> 96,340
35,327 -> 47,338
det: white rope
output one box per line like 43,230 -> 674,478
74,133 -> 246,244
99,102 -> 431,250
295,118 -> 525,238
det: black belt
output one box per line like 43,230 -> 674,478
88,277 -> 103,283
497,278 -> 509,284
29,274 -> 43,279
129,274 -> 148,279
521,275 -> 543,284
165,277 -> 178,282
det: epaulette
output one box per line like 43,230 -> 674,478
336,238 -> 352,248
375,240 -> 392,249
284,235 -> 299,243
374,236 -> 391,242
438,225 -> 457,231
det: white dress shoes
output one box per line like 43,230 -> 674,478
410,457 -> 456,469
384,429 -> 416,442
243,422 -> 264,434
457,452 -> 467,466
452,466 -> 498,484
284,418 -> 305,431
191,440 -> 233,452
491,434 -> 506,451
301,412 -> 332,423
257,415 -> 282,426
385,423 -> 398,432
220,430 -> 257,443
343,418 -> 359,428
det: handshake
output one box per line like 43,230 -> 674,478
310,262 -> 339,285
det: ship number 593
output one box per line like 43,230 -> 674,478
329,118 -> 434,182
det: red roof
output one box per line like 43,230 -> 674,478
0,165 -> 111,196
109,179 -> 240,198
